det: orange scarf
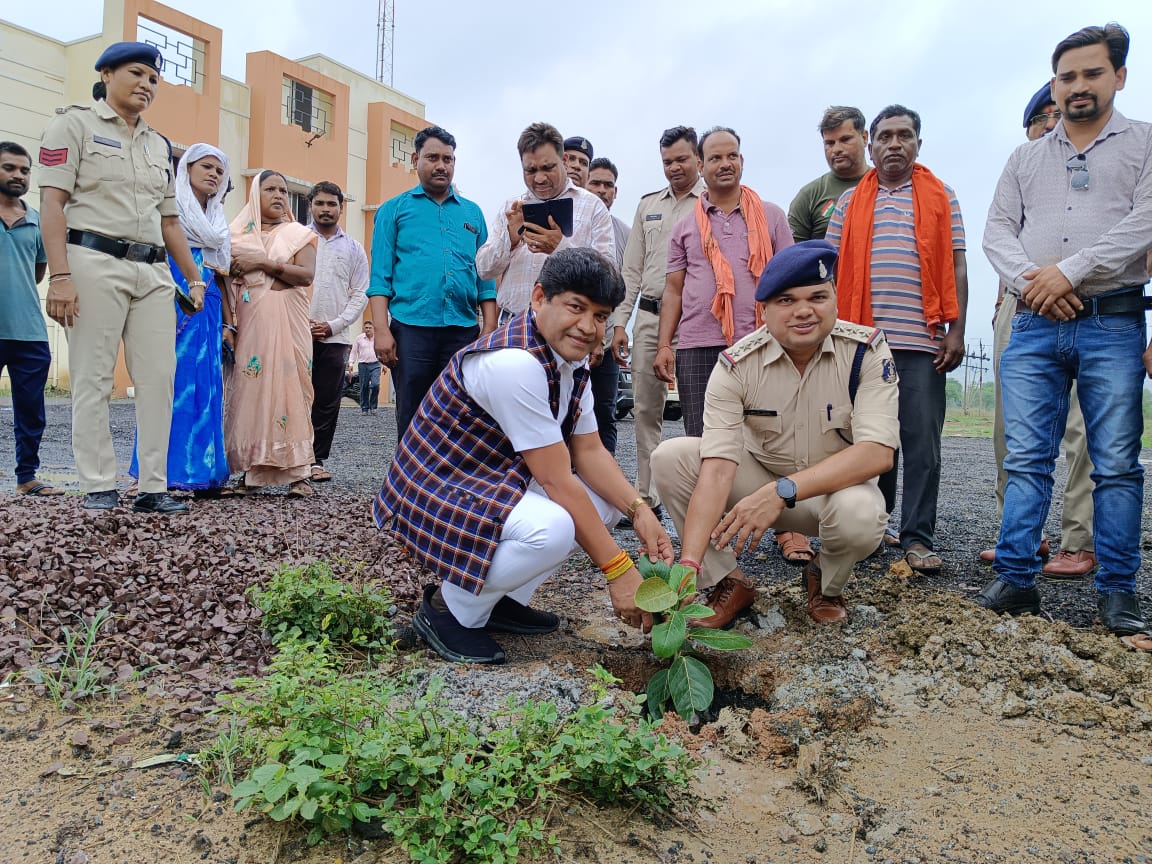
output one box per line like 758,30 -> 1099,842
696,186 -> 774,346
835,164 -> 958,328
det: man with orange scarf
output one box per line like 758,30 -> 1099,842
826,105 -> 968,577
654,127 -> 794,438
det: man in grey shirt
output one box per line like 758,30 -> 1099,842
979,22 -> 1152,647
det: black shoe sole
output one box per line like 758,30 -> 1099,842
412,611 -> 506,664
975,598 -> 1041,616
132,504 -> 189,514
485,616 -> 559,635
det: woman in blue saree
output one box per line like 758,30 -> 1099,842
130,143 -> 234,495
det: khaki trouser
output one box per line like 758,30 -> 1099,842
631,307 -> 669,508
992,297 -> 1094,551
68,247 -> 175,494
651,438 -> 887,597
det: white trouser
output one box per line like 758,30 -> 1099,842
441,478 -> 619,628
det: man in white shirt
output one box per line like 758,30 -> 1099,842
307,181 -> 369,481
375,248 -> 672,664
476,122 -> 616,321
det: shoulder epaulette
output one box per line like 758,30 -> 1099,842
832,320 -> 884,347
55,105 -> 90,115
718,328 -> 772,368
640,189 -> 665,200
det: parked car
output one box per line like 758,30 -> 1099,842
615,362 -> 681,422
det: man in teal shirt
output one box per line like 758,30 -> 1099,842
368,126 -> 498,437
0,141 -> 62,496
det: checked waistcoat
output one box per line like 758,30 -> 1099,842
374,312 -> 589,594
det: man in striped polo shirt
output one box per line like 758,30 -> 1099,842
826,105 -> 968,576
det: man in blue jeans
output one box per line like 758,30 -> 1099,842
0,141 -> 62,498
368,126 -> 498,438
981,22 -> 1152,647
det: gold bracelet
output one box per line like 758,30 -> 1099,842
625,496 -> 647,521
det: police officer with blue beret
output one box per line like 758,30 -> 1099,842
38,41 -> 206,514
651,240 -> 901,627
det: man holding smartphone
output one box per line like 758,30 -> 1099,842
476,122 -> 616,323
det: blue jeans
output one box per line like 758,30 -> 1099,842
358,361 -> 381,411
0,339 -> 51,484
995,304 -> 1146,594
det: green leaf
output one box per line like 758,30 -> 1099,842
650,613 -> 686,659
646,669 -> 669,721
667,655 -> 714,720
688,629 -> 754,650
636,555 -> 657,579
635,577 -> 678,613
250,763 -> 284,785
680,604 -> 714,619
230,778 -> 262,799
299,798 -> 319,821
670,564 -> 697,596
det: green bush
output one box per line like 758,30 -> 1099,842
247,561 -> 394,651
223,644 -> 696,861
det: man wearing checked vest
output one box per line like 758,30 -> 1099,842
375,247 -> 674,664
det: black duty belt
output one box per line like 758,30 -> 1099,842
638,296 -> 661,315
1016,288 -> 1150,318
67,229 -> 166,265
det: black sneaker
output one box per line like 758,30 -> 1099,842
133,492 -> 190,515
412,585 -> 506,664
974,578 -> 1041,616
485,596 -> 560,634
83,490 -> 119,510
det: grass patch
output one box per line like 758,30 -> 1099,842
943,409 -> 994,438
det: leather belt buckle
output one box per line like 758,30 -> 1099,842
638,296 -> 661,315
124,242 -> 153,263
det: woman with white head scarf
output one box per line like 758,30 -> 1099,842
129,143 -> 234,496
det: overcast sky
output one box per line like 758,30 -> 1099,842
7,0 -> 1151,353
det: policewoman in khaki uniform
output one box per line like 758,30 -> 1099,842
651,240 -> 900,627
38,42 -> 205,514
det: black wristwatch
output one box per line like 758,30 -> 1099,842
775,477 -> 797,509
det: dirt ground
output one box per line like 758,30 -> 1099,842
1,402 -> 1151,863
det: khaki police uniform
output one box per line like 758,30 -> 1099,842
614,177 -> 705,509
38,99 -> 179,494
652,320 -> 901,596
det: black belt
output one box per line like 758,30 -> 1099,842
638,296 -> 661,315
67,229 -> 166,265
1016,288 -> 1149,318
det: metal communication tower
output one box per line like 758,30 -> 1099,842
376,0 -> 395,87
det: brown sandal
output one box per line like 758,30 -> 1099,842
777,531 -> 814,567
288,480 -> 314,498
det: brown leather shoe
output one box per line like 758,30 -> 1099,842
804,563 -> 848,624
1042,549 -> 1096,580
688,577 -> 755,630
979,537 -> 1050,564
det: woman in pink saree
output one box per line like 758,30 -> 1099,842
225,170 -> 318,497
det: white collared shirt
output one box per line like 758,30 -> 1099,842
307,225 -> 370,344
476,181 -> 616,317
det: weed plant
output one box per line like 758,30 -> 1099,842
222,639 -> 696,861
21,606 -> 117,708
247,561 -> 394,653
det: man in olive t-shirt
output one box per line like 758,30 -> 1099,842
788,106 -> 870,242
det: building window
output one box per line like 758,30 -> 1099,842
137,16 -> 206,94
282,78 -> 333,137
289,191 -> 311,226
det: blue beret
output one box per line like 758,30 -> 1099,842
563,136 -> 593,160
95,42 -> 163,73
756,240 -> 837,302
1023,82 -> 1053,128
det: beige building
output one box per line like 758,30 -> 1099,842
1,0 -> 427,400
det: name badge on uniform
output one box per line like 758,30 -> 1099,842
743,409 -> 778,417
645,214 -> 662,221
92,135 -> 122,148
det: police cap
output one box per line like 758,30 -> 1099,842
563,136 -> 593,160
1022,82 -> 1053,128
95,42 -> 164,73
756,239 -> 837,302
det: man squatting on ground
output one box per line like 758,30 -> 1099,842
374,248 -> 674,664
652,241 -> 899,627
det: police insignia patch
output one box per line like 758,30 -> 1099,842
818,260 -> 828,280
39,147 -> 68,166
882,358 -> 897,382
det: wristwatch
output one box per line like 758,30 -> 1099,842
775,477 -> 798,509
